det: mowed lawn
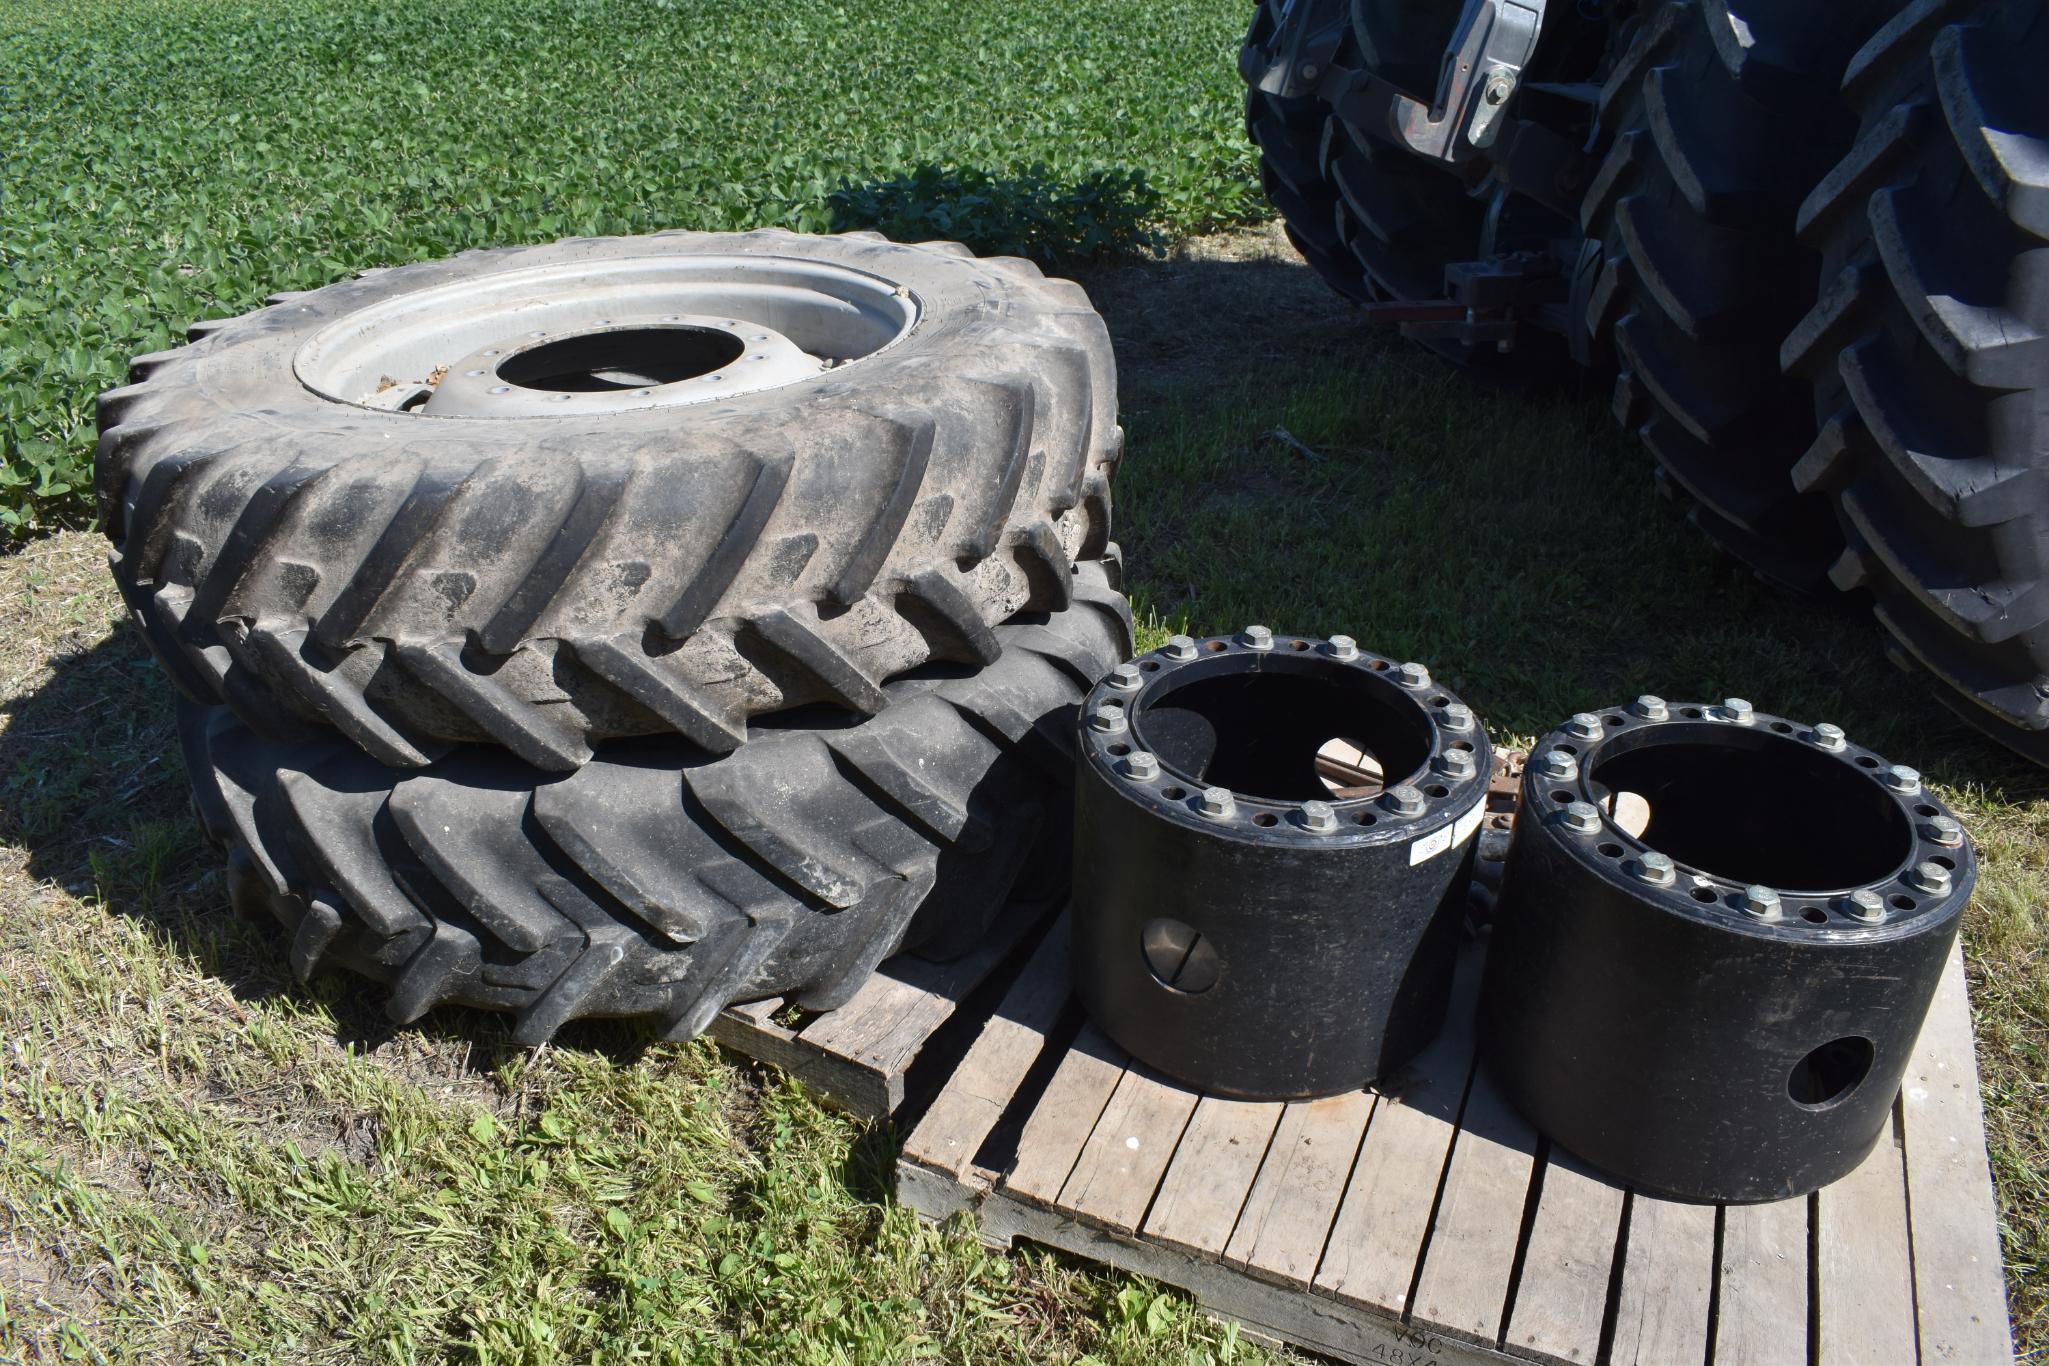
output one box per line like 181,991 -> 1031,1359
2,0 -> 2045,1361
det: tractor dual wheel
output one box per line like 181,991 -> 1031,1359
99,230 -> 1120,773
1579,0 -> 1895,593
1482,698 -> 1974,1202
1782,0 -> 2049,760
184,564 -> 1132,1046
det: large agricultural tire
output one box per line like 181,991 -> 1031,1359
99,229 -> 1119,774
1242,3 -> 1371,301
181,562 -> 1132,1046
1579,0 -> 1893,593
1782,0 -> 2049,757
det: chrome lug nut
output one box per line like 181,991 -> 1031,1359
1396,661 -> 1431,688
1325,634 -> 1359,661
1537,748 -> 1579,782
1240,624 -> 1274,652
1299,800 -> 1338,833
1809,722 -> 1847,752
1634,852 -> 1676,886
1163,634 -> 1198,662
1884,764 -> 1922,795
1563,801 -> 1602,834
1846,889 -> 1886,923
1909,861 -> 1951,895
1382,783 -> 1426,817
1566,712 -> 1604,741
1719,698 -> 1755,725
1631,694 -> 1669,721
1199,787 -> 1236,819
1740,885 -> 1781,919
1122,751 -> 1159,781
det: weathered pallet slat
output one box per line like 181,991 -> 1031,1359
898,920 -> 2014,1365
705,895 -> 1056,1120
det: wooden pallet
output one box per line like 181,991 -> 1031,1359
706,894 -> 1061,1122
898,916 -> 2014,1363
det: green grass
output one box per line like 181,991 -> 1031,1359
0,0 -> 1262,537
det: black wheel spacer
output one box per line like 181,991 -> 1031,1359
1481,697 -> 1976,1203
1071,627 -> 1492,1100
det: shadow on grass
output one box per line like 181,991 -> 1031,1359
827,163 -> 1166,264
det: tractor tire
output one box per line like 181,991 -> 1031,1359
1782,0 -> 2049,757
181,561 -> 1132,1045
1579,0 -> 1893,593
99,229 -> 1119,774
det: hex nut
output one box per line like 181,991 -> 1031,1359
1434,749 -> 1477,780
1809,722 -> 1847,752
1537,748 -> 1579,782
1929,815 -> 1964,848
1090,703 -> 1127,735
1635,852 -> 1676,886
1441,702 -> 1475,732
1566,712 -> 1603,740
1199,787 -> 1236,819
1240,625 -> 1274,652
1107,662 -> 1142,692
1397,661 -> 1431,688
1325,635 -> 1359,661
1563,801 -> 1601,834
1719,698 -> 1755,725
1299,800 -> 1338,833
1884,764 -> 1922,795
1382,783 -> 1426,816
1122,751 -> 1159,781
1909,861 -> 1950,894
1740,885 -> 1781,919
1846,889 -> 1886,923
1163,634 -> 1198,662
1631,695 -> 1669,721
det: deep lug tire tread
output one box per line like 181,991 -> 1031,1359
101,229 -> 1120,771
184,564 -> 1133,1044
1784,0 -> 2049,746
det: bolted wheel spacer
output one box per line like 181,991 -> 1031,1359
1481,699 -> 1976,1202
1071,628 -> 1492,1099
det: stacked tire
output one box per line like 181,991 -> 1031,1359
99,229 -> 1131,1042
1241,0 -> 2049,764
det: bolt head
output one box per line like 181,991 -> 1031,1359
1720,698 -> 1755,725
1847,889 -> 1886,923
1089,703 -> 1127,734
1810,722 -> 1847,751
1538,748 -> 1579,782
1631,695 -> 1669,721
1199,787 -> 1236,819
1441,702 -> 1474,732
1929,814 -> 1964,848
1326,634 -> 1359,661
1122,751 -> 1159,781
1566,712 -> 1603,740
1240,624 -> 1274,651
1382,783 -> 1426,816
1107,662 -> 1142,691
1563,801 -> 1601,834
1635,852 -> 1676,885
1884,764 -> 1921,795
1435,748 -> 1477,779
1397,661 -> 1431,688
1741,884 -> 1781,918
1910,860 -> 1951,894
1299,800 -> 1337,833
1163,634 -> 1198,662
